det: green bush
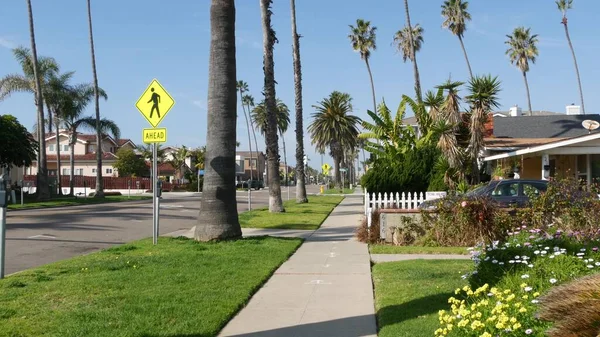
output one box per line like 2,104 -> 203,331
361,144 -> 440,194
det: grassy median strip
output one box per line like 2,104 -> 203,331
0,236 -> 302,337
239,195 -> 344,230
322,188 -> 355,194
370,245 -> 469,255
8,195 -> 151,210
373,259 -> 472,337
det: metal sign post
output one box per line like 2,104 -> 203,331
152,143 -> 159,245
0,174 -> 9,279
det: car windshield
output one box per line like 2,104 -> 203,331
465,184 -> 495,197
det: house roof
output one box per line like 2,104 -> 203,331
484,132 -> 600,161
493,114 -> 600,139
43,152 -> 119,162
485,138 -> 564,149
493,110 -> 563,117
236,151 -> 265,158
117,139 -> 135,147
46,132 -> 134,147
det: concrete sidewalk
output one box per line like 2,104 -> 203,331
219,196 -> 377,337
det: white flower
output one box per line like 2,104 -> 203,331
515,255 -> 521,259
581,248 -> 587,251
550,278 -> 558,284
577,253 -> 585,256
534,250 -> 540,255
549,255 -> 555,259
588,265 -> 594,269
499,262 -> 505,265
545,246 -> 550,250
509,260 -> 515,264
528,264 -> 534,268
595,262 -> 600,266
521,274 -> 530,279
526,328 -> 533,334
524,286 -> 533,292
532,299 -> 540,304
492,260 -> 498,264
487,292 -> 494,297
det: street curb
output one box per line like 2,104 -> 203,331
6,198 -> 152,212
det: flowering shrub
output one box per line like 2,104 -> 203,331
436,223 -> 600,336
436,284 -> 546,336
421,196 -> 517,247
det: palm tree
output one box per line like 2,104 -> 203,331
393,24 -> 424,63
260,0 -> 284,213
243,94 -> 263,182
348,19 -> 378,115
403,0 -> 423,102
86,0 -> 105,198
441,0 -> 473,78
466,75 -> 501,184
169,146 -> 190,183
309,91 -> 361,188
505,27 -> 539,116
557,0 -> 585,114
290,0 -> 308,203
236,80 -> 255,183
195,0 -> 242,241
58,83 -> 108,195
26,0 -> 50,200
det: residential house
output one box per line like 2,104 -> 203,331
236,151 -> 266,182
27,131 -> 136,178
483,105 -> 600,185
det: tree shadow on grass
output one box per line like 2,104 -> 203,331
377,292 -> 455,330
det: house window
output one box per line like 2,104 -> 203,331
251,159 -> 257,168
577,155 -> 588,183
49,145 -> 55,152
62,168 -> 70,175
63,145 -> 69,151
92,168 -> 96,173
75,168 -> 83,176
106,168 -> 113,174
591,155 -> 600,185
89,145 -> 95,153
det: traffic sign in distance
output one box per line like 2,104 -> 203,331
136,79 -> 175,128
322,163 -> 331,172
143,128 -> 167,144
339,168 -> 348,172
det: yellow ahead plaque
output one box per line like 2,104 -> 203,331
136,79 -> 175,127
143,128 -> 167,144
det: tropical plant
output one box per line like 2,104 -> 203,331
260,0 -> 284,213
392,24 -> 424,63
236,80 -> 255,183
195,0 -> 242,240
57,83 -> 108,195
466,75 -> 501,184
441,0 -> 473,78
0,114 -> 38,170
556,0 -> 585,114
137,144 -> 166,164
348,18 -> 378,114
86,0 -> 105,198
190,146 -> 206,170
290,0 -> 308,203
168,146 -> 190,182
308,91 -> 361,188
242,94 -> 263,182
505,26 -> 539,116
402,0 -> 423,102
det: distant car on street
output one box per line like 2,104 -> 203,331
236,180 -> 264,190
418,179 -> 548,210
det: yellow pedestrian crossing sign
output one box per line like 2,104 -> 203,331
136,79 -> 175,128
322,163 -> 331,175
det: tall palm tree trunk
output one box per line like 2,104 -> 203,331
247,102 -> 263,183
26,0 -> 50,201
260,0 -> 284,213
54,118 -> 63,196
365,58 -> 377,113
563,22 -> 585,114
280,131 -> 288,190
333,156 -> 341,189
458,35 -> 473,79
195,0 -> 241,241
87,0 -> 103,198
239,91 -> 254,183
403,0 -> 422,103
290,0 -> 308,203
69,131 -> 76,196
522,71 -> 533,116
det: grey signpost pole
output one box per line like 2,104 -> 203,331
152,143 -> 158,245
0,174 -> 9,279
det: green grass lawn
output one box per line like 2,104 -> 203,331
0,236 -> 302,337
373,260 -> 472,337
370,245 -> 469,255
239,195 -> 343,230
8,195 -> 151,210
322,188 -> 355,194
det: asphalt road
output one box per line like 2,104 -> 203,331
4,185 -> 322,275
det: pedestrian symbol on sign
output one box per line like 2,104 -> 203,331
148,88 -> 161,118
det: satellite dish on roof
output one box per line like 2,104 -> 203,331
582,120 -> 600,133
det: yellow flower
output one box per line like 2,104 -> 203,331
513,322 -> 522,330
533,292 -> 540,297
481,333 -> 492,337
520,283 -> 527,288
522,295 -> 529,300
519,307 -> 527,313
495,322 -> 505,329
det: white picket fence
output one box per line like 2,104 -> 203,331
363,189 -> 447,238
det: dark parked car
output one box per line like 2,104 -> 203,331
418,179 -> 548,210
236,179 -> 264,190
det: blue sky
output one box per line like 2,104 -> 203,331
1,0 -> 599,168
